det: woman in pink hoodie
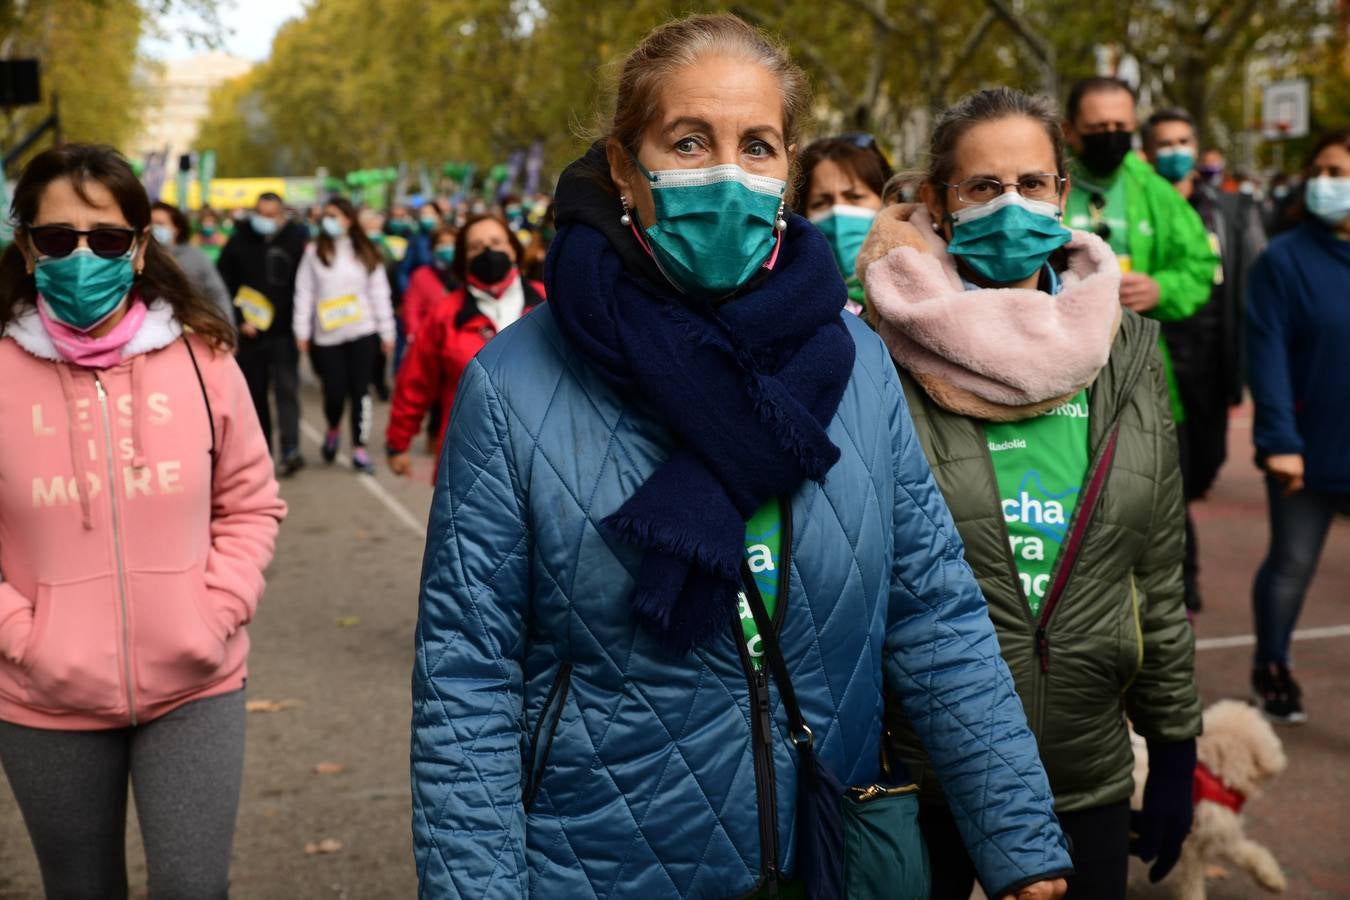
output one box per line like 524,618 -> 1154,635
0,144 -> 285,897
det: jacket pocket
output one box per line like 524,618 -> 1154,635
523,661 -> 573,810
23,576 -> 124,712
127,567 -> 228,706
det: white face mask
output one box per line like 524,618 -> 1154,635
1305,176 -> 1350,226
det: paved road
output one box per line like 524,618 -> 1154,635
1,388 -> 1346,899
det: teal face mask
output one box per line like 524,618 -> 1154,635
1153,147 -> 1196,184
945,192 -> 1072,284
634,159 -> 786,298
809,204 -> 876,278
434,246 -> 456,266
35,247 -> 136,331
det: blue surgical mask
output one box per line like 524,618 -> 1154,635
635,160 -> 786,298
946,191 -> 1072,284
251,213 -> 278,236
35,247 -> 136,331
1305,176 -> 1350,226
1153,147 -> 1196,184
809,204 -> 877,278
322,216 -> 345,238
151,223 -> 175,244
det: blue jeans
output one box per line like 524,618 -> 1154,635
1253,476 -> 1350,666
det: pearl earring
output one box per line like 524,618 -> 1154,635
774,202 -> 787,232
619,196 -> 632,227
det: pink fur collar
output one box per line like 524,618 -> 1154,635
860,204 -> 1122,421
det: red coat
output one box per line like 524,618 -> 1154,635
386,279 -> 545,455
401,265 -> 455,342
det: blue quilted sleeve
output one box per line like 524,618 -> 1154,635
877,363 -> 1073,897
411,358 -> 530,899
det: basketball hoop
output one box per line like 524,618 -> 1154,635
1260,120 -> 1293,140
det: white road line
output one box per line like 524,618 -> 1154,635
288,424 -> 1350,641
299,420 -> 426,537
1196,623 -> 1350,652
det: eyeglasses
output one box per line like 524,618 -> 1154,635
27,225 -> 138,259
943,174 -> 1066,205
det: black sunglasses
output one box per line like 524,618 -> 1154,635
839,132 -> 880,152
27,225 -> 138,259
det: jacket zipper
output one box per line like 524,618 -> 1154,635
734,497 -> 794,896
979,408 -> 1121,737
95,376 -> 137,726
977,437 -> 1048,737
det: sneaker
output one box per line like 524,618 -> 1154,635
279,450 -> 306,478
1251,663 -> 1307,724
351,446 -> 375,475
321,429 -> 340,464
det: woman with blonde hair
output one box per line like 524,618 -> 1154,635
410,16 -> 1070,900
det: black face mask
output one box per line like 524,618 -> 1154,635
469,248 -> 513,285
1077,131 -> 1133,177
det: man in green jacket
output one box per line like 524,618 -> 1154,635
1063,77 -> 1218,423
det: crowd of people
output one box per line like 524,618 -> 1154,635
0,10 -> 1345,899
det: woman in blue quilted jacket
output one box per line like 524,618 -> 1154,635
411,14 -> 1070,900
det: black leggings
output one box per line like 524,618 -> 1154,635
310,334 -> 379,448
0,690 -> 246,899
919,796 -> 1130,900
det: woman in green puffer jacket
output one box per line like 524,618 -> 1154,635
860,88 -> 1202,900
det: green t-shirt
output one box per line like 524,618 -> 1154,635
738,500 -> 783,669
1066,164 -> 1130,258
985,390 -> 1091,617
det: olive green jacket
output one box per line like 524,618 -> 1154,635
884,310 -> 1202,812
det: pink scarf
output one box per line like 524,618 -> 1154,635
38,295 -> 147,368
858,204 -> 1122,421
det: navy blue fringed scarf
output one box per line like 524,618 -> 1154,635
546,215 -> 856,653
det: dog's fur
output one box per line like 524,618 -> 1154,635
1129,700 -> 1288,898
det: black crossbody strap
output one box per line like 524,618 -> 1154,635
740,560 -> 814,748
183,337 -> 217,463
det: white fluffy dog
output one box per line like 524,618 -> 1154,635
1129,700 -> 1288,899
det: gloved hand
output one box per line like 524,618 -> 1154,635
1131,737 -> 1197,882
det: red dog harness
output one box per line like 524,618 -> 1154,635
1193,762 -> 1246,813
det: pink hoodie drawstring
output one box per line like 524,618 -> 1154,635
55,364 -> 94,530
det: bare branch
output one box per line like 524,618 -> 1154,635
936,9 -> 996,102
983,0 -> 1056,96
838,0 -> 902,35
1207,0 -> 1263,49
731,3 -> 853,109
